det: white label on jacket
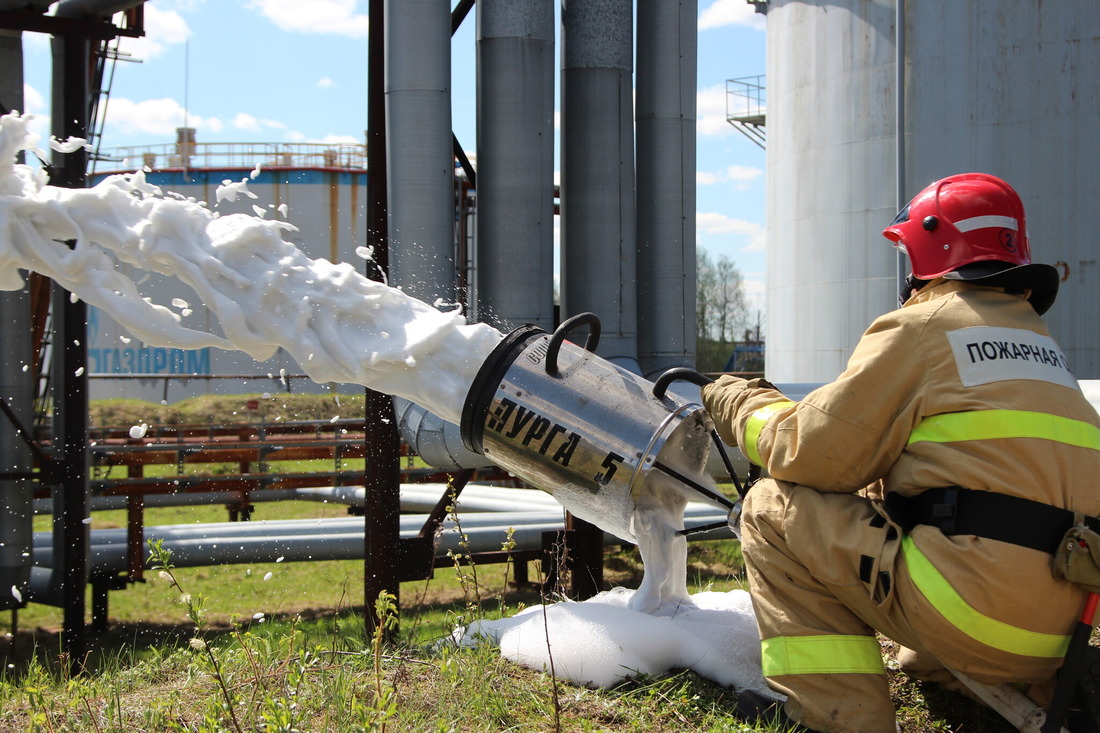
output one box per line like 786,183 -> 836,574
946,326 -> 1079,389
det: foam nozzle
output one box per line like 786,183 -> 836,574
459,314 -> 736,543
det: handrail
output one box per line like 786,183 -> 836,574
93,140 -> 368,172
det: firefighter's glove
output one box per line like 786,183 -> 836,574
701,375 -> 780,449
701,375 -> 750,448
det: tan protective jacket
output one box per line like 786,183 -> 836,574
703,280 -> 1100,668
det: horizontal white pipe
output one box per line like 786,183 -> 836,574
32,503 -> 732,574
33,482 -> 564,515
37,522 -> 576,573
32,500 -> 726,549
32,510 -> 568,547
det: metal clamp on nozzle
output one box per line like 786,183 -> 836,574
653,368 -> 748,538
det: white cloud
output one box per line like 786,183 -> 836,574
725,165 -> 762,183
21,83 -> 46,116
698,211 -> 766,251
699,0 -> 766,31
316,77 -> 335,89
248,0 -> 369,38
234,113 -> 260,131
104,97 -> 221,138
697,84 -> 735,138
741,275 -> 766,316
233,113 -> 287,131
283,130 -> 361,144
313,133 -> 362,145
116,5 -> 192,61
743,275 -> 765,297
698,164 -> 762,188
13,85 -> 49,149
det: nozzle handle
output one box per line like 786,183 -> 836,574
546,312 -> 601,374
653,368 -> 750,499
652,367 -> 713,400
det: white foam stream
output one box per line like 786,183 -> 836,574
0,111 -> 766,694
0,112 -> 499,426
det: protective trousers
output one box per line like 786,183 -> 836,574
740,479 -> 1066,733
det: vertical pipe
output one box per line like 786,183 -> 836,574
50,30 -> 92,670
566,512 -> 604,600
560,0 -> 639,370
636,0 -> 698,378
0,29 -> 34,612
0,30 -> 22,115
476,0 -> 555,333
385,0 -> 456,306
365,0 -> 402,630
895,0 -> 908,294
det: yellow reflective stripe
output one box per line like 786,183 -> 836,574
901,535 -> 1070,658
908,410 -> 1100,450
743,401 -> 796,466
760,635 -> 885,677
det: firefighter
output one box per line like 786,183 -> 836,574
701,173 -> 1100,732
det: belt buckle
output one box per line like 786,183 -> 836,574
930,487 -> 960,535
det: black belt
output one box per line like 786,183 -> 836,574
883,487 -> 1100,555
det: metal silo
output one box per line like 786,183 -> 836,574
475,0 -> 556,334
765,0 -> 1100,382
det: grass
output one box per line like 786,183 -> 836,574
0,397 -> 1022,731
0,521 -> 1016,732
2,496 -> 768,733
20,500 -> 511,641
88,392 -> 365,427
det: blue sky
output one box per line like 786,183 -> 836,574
19,0 -> 767,309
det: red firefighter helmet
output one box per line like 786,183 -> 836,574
882,173 -> 1059,314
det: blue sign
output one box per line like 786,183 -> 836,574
88,346 -> 211,375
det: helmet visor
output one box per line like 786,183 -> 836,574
884,203 -> 911,251
888,203 -> 911,226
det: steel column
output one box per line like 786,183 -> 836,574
560,0 -> 639,370
50,28 -> 92,670
384,0 -> 455,306
476,0 -> 555,333
364,0 -> 402,634
0,28 -> 34,613
636,0 -> 698,377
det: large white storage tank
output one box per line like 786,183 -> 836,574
765,0 -> 1100,383
87,135 -> 370,402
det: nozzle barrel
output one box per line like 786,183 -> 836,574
459,315 -> 730,543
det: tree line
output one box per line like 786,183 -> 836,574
696,249 -> 762,374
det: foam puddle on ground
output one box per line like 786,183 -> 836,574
0,111 -> 768,695
455,587 -> 767,692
